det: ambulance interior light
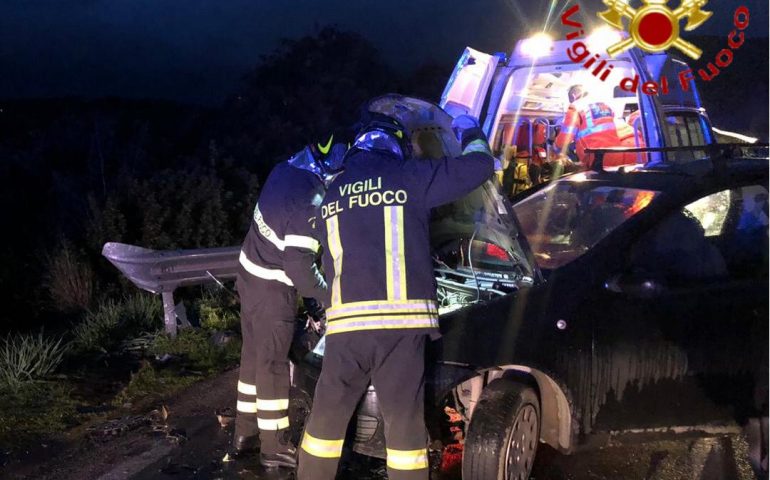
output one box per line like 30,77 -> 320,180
587,26 -> 624,52
521,33 -> 554,58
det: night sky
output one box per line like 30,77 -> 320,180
1,0 -> 768,105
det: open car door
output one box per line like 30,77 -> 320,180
440,47 -> 500,119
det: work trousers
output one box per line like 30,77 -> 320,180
297,332 -> 429,480
234,273 -> 296,454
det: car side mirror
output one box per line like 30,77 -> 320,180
605,272 -> 666,299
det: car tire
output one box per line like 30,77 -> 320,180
462,378 -> 540,480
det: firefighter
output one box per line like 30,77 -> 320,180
297,95 -> 495,480
502,147 -> 532,198
553,84 -> 637,168
233,136 -> 346,469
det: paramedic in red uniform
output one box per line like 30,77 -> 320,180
297,95 -> 495,480
554,84 -> 638,168
233,137 -> 345,469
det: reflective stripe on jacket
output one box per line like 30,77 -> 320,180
239,150 -> 327,300
317,127 -> 495,337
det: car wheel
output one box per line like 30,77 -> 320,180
462,378 -> 540,480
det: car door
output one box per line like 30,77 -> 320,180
439,47 -> 500,119
591,182 -> 769,432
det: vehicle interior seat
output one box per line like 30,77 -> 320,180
629,209 -> 728,282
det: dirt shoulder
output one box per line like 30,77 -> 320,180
2,368 -> 239,480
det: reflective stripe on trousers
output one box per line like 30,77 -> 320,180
386,448 -> 429,470
300,432 -> 344,459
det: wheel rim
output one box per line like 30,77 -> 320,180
504,404 -> 538,480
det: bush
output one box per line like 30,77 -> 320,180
113,361 -> 198,408
0,332 -> 68,391
151,329 -> 241,373
44,241 -> 95,313
73,293 -> 162,353
197,289 -> 240,331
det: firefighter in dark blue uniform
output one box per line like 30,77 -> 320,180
297,95 -> 495,480
234,137 -> 346,469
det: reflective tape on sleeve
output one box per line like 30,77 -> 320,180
253,204 -> 285,250
239,251 -> 294,286
256,398 -> 289,411
257,416 -> 290,430
254,204 -> 320,253
284,234 -> 320,253
386,448 -> 429,470
237,381 -> 257,396
301,432 -> 344,459
463,139 -> 492,155
237,400 -> 258,413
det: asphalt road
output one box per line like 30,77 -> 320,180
2,368 -> 762,480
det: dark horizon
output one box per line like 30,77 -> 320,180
1,0 -> 767,106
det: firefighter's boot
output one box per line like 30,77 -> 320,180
260,430 -> 298,469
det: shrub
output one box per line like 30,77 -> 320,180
151,329 -> 241,373
73,293 -> 162,353
113,361 -> 198,408
44,241 -> 95,313
197,289 -> 240,331
0,332 -> 68,391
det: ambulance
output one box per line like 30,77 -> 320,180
440,31 -> 720,190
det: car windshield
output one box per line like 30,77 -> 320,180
513,180 -> 660,269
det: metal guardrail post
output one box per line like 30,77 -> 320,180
161,290 -> 178,337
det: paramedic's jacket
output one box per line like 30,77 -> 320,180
239,156 -> 327,301
318,128 -> 494,338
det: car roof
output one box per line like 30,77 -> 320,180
554,158 -> 768,198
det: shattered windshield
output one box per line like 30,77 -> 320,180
513,180 -> 660,270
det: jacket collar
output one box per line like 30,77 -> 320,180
352,130 -> 404,159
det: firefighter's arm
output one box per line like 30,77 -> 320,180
411,120 -> 495,209
283,200 -> 328,303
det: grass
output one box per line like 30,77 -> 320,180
0,332 -> 69,392
44,241 -> 95,313
113,361 -> 200,409
1,289 -> 243,451
0,381 -> 78,447
196,288 -> 240,331
73,293 -> 162,353
151,328 -> 241,373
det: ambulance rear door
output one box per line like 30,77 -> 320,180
440,47 -> 500,119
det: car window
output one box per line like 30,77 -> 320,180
664,112 -> 711,162
630,185 -> 769,282
512,181 -> 660,269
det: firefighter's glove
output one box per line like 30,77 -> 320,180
303,297 -> 324,318
451,115 -> 480,143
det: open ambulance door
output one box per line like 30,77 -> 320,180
440,47 -> 500,119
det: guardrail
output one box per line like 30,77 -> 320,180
102,242 -> 240,336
